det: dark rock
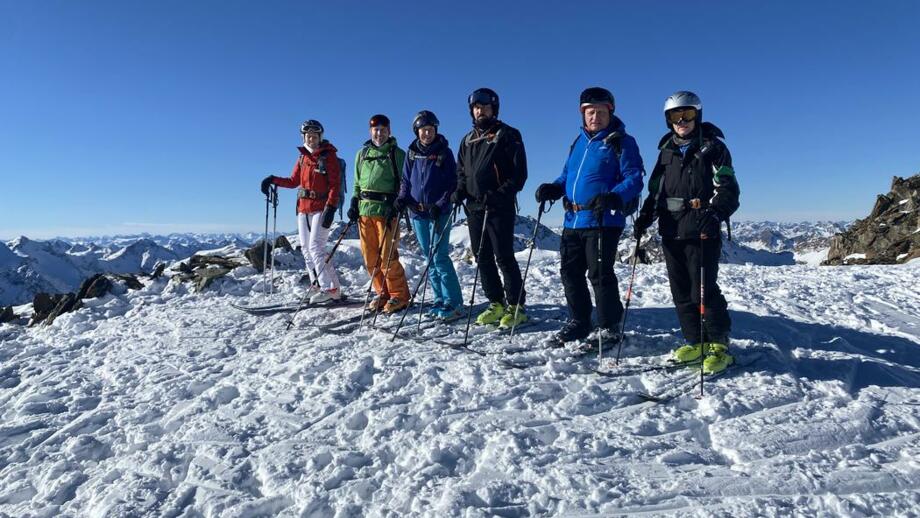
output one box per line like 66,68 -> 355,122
113,274 -> 143,290
150,263 -> 166,279
44,293 -> 80,325
0,306 -> 15,324
244,240 -> 273,273
274,235 -> 294,253
195,267 -> 232,291
76,274 -> 110,300
189,254 -> 241,270
31,293 -> 61,325
824,174 -> 920,265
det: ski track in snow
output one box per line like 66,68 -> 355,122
1,240 -> 919,517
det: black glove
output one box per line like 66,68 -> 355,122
633,211 -> 654,239
321,205 -> 336,229
480,190 -> 500,209
394,197 -> 409,212
590,192 -> 622,223
347,197 -> 360,223
450,189 -> 467,205
261,176 -> 277,196
535,183 -> 564,203
428,204 -> 441,220
697,209 -> 722,238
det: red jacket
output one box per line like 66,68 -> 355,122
273,141 -> 342,214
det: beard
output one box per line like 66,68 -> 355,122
474,115 -> 496,130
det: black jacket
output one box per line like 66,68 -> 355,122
456,120 -> 528,211
638,122 -> 740,240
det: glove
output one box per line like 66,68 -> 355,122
321,205 -> 336,229
261,175 -> 277,196
428,204 -> 441,220
697,209 -> 721,238
347,197 -> 360,223
480,190 -> 500,209
394,197 -> 409,212
450,188 -> 467,205
535,183 -> 564,203
633,211 -> 654,239
590,192 -> 622,223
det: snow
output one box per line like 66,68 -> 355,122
2,232 -> 919,516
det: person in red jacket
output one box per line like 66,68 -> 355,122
261,120 -> 342,303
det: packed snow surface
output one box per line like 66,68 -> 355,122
1,237 -> 919,516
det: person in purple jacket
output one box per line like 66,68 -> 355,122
395,111 -> 464,320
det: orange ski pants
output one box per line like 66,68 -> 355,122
358,216 -> 410,301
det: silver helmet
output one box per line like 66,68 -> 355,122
663,91 -> 702,127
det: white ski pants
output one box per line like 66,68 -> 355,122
297,211 -> 340,290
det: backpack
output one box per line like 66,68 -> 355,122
315,151 -> 348,219
567,131 -> 640,216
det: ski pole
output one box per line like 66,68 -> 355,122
415,219 -> 437,335
391,210 -> 454,341
262,187 -> 271,296
510,200 -> 549,339
372,209 -> 403,329
597,225 -> 604,360
269,185 -> 279,296
699,228 -> 707,397
360,212 -> 394,329
462,206 -> 490,348
614,234 -> 642,365
286,219 -> 354,330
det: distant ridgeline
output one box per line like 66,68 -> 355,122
824,173 -> 920,265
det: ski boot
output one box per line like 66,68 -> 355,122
498,305 -> 527,329
367,294 -> 388,312
671,343 -> 705,363
310,288 -> 342,304
383,297 -> 409,314
703,343 -> 734,374
553,320 -> 591,345
475,302 -> 505,325
436,305 -> 464,322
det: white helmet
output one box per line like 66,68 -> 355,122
663,91 -> 702,127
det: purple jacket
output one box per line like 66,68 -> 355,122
398,134 -> 458,220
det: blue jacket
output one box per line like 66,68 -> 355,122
553,116 -> 645,229
398,134 -> 458,220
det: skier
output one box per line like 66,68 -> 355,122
535,87 -> 645,344
261,119 -> 342,303
633,91 -> 740,374
451,88 -> 529,329
395,110 -> 464,320
347,114 -> 411,314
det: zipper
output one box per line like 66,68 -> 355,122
571,132 -> 598,228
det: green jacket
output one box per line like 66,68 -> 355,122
354,137 -> 406,218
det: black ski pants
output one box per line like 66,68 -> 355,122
466,207 -> 525,306
560,227 -> 623,329
661,237 -> 731,344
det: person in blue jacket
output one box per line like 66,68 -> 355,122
394,111 -> 464,320
535,87 -> 645,344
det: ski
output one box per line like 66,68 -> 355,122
589,358 -> 702,378
635,354 -> 762,403
232,296 -> 361,315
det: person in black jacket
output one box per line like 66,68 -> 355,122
634,91 -> 740,374
451,88 -> 529,329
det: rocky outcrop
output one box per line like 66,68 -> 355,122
29,273 -> 143,326
0,305 -> 15,324
172,254 -> 244,292
244,240 -> 273,273
824,174 -> 920,265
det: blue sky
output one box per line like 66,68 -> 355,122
1,1 -> 917,239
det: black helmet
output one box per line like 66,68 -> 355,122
579,87 -> 615,113
300,119 -> 324,135
412,110 -> 440,133
468,87 -> 500,117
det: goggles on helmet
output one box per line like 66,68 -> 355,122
666,107 -> 698,125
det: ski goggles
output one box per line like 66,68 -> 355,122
300,121 -> 323,134
667,107 -> 698,124
468,90 -> 496,107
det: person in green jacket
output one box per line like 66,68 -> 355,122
346,114 -> 411,314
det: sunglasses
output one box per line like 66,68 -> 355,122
667,107 -> 698,124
